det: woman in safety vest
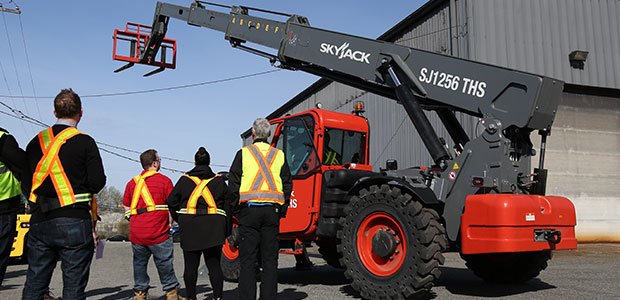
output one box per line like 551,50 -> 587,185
167,147 -> 230,300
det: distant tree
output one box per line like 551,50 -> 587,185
96,186 -> 124,213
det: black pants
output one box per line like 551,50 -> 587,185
183,246 -> 223,299
0,212 -> 17,284
238,206 -> 280,300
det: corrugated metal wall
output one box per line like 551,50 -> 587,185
257,1 -> 479,169
244,0 -> 620,241
467,0 -> 620,88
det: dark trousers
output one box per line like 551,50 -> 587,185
183,246 -> 223,299
238,206 -> 280,300
22,217 -> 94,300
0,213 -> 17,284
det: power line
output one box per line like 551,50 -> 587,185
0,99 -> 231,169
17,9 -> 43,121
0,69 -> 282,99
1,7 -> 31,135
372,116 -> 408,166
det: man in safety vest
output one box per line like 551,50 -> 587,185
22,89 -> 106,300
228,118 -> 293,300
122,149 -> 184,300
0,127 -> 27,285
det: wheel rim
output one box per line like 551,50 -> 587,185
356,211 -> 407,277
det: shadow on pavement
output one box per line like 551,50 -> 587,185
3,269 -> 26,279
278,265 -> 349,286
437,266 -> 556,297
95,285 -> 135,300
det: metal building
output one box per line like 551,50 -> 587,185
242,0 -> 620,242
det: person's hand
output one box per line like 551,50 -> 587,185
278,205 -> 288,219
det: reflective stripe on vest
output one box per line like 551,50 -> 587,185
0,131 -> 22,201
130,170 -> 168,215
177,174 -> 225,216
29,127 -> 92,206
239,143 -> 285,205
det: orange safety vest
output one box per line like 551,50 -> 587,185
29,127 -> 93,210
239,143 -> 285,205
126,170 -> 169,218
177,175 -> 226,216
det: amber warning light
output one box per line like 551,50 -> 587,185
353,101 -> 365,116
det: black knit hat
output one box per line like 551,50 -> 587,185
194,147 -> 210,166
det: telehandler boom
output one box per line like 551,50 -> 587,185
114,2 -> 576,298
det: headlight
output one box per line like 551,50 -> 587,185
20,222 -> 30,228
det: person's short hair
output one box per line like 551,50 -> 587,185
54,89 -> 82,118
252,118 -> 271,140
194,147 -> 210,166
140,149 -> 159,170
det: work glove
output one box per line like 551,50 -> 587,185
277,204 -> 288,219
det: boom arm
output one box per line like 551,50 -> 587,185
130,1 -> 566,239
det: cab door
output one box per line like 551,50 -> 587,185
272,115 -> 320,234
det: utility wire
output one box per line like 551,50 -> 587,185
17,9 -> 43,121
96,141 -> 230,168
372,116 -> 408,166
0,99 -> 230,170
1,7 -> 31,133
0,69 -> 282,99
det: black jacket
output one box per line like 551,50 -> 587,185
0,127 -> 28,214
167,165 -> 231,222
228,139 -> 293,216
25,125 -> 106,223
167,165 -> 231,250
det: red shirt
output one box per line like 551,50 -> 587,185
123,171 -> 173,246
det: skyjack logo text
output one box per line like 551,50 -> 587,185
319,42 -> 371,64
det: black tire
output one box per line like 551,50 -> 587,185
462,250 -> 552,283
337,184 -> 447,299
221,252 -> 240,282
316,238 -> 342,268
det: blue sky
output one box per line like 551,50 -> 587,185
1,0 -> 426,190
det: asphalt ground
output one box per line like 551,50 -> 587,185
1,243 -> 619,299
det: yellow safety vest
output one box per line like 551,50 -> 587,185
177,174 -> 226,216
29,127 -> 92,208
239,142 -> 285,205
0,131 -> 22,201
128,170 -> 169,217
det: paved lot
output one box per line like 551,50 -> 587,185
2,243 -> 619,299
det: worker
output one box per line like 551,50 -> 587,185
167,147 -> 230,300
123,149 -> 185,300
322,131 -> 342,165
22,89 -> 106,300
0,127 -> 27,285
228,118 -> 293,300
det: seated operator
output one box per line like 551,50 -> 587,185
322,131 -> 342,165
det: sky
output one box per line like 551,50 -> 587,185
0,0 -> 427,190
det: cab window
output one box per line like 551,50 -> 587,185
323,128 -> 365,165
275,116 -> 320,177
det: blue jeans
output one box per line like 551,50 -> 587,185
22,217 -> 94,300
132,237 -> 179,292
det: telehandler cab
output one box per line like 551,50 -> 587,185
113,2 -> 577,298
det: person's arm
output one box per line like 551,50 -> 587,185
279,155 -> 293,218
85,137 -> 107,194
166,177 -> 185,223
122,180 -> 133,219
227,150 -> 243,211
0,133 -> 27,181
